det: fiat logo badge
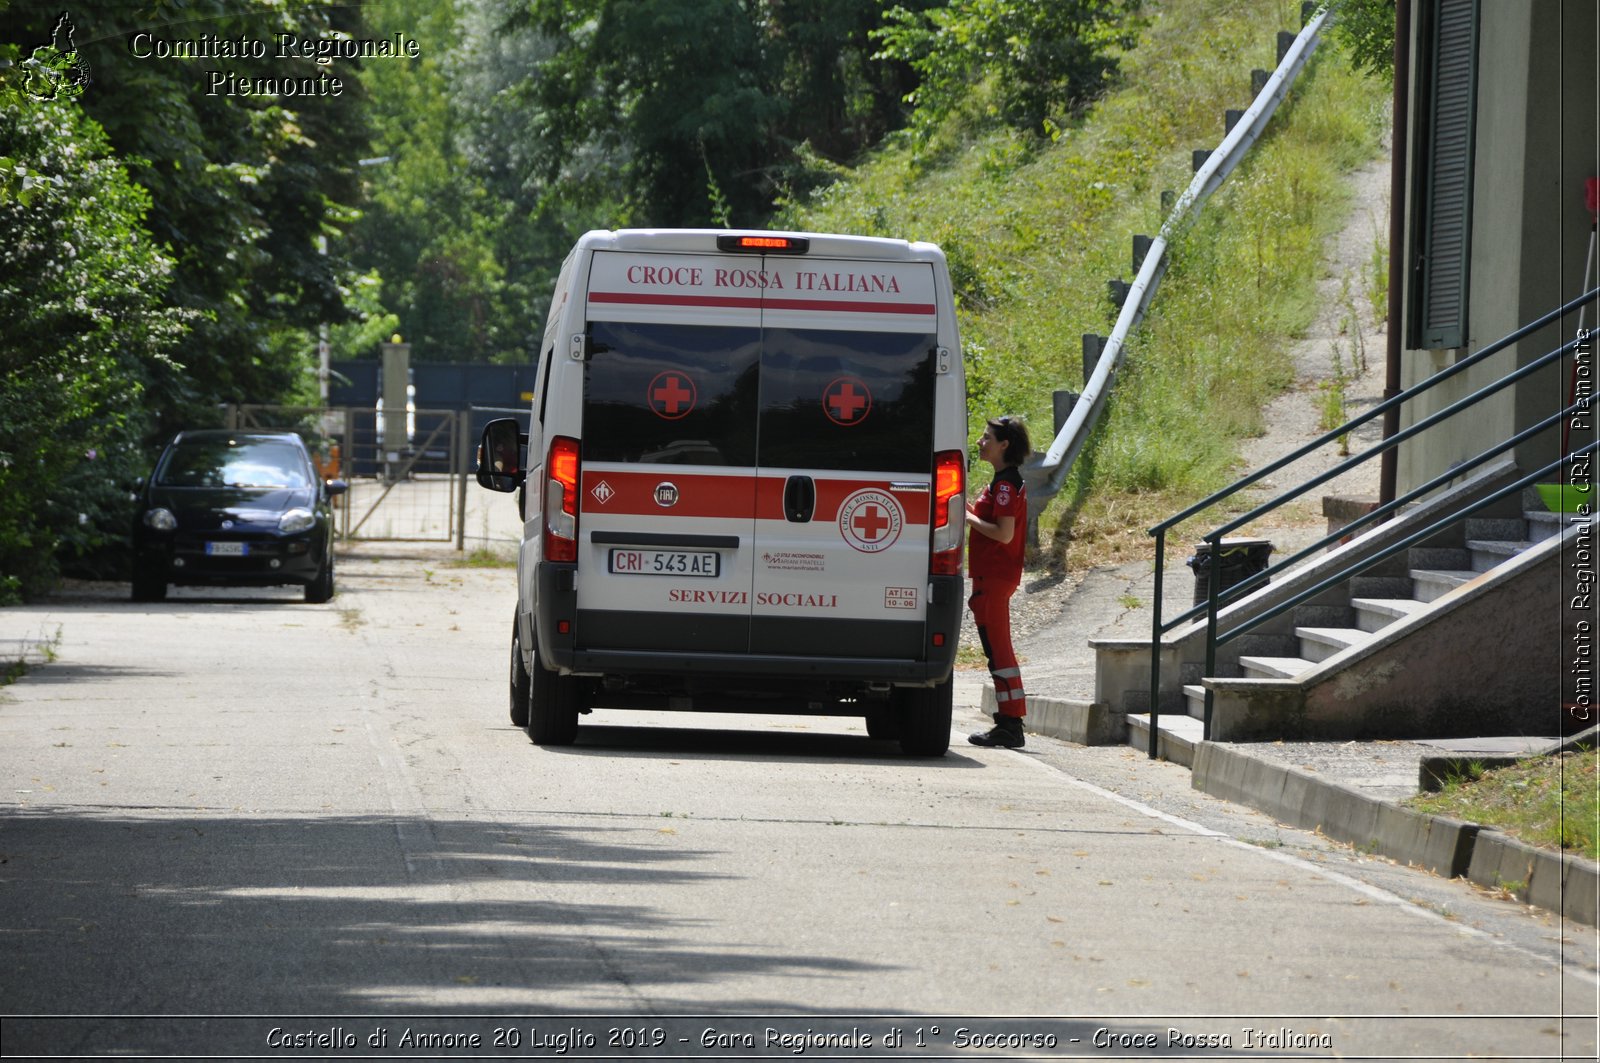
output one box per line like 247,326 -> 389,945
654,482 -> 679,508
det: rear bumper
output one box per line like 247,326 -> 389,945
535,562 -> 962,686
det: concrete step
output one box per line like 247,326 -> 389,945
1525,509 -> 1563,542
1237,655 -> 1317,679
1349,574 -> 1415,599
1464,516 -> 1529,541
1351,596 -> 1426,633
1125,712 -> 1204,767
1466,539 -> 1532,572
1408,546 -> 1470,570
1182,684 -> 1207,719
1409,568 -> 1477,603
1295,626 -> 1370,663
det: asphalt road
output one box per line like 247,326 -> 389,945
1,545 -> 1596,1060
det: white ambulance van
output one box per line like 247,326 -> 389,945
477,229 -> 967,755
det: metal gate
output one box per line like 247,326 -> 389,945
226,404 -> 469,544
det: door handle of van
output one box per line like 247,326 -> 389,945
783,475 -> 816,523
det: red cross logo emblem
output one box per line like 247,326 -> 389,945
852,505 -> 890,541
648,372 -> 697,420
823,375 -> 872,426
838,489 -> 903,553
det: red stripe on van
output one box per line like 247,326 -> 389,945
581,470 -> 931,524
588,291 -> 936,316
582,471 -> 760,519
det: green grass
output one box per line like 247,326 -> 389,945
778,0 -> 1389,568
1408,750 -> 1599,862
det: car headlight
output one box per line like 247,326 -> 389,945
142,508 -> 177,532
279,508 -> 316,534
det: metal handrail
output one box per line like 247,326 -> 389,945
1162,390 -> 1594,637
1195,439 -> 1595,738
1144,286 -> 1599,757
1211,441 -> 1596,650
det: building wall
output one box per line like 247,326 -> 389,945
1398,0 -> 1598,494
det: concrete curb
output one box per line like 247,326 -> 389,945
1189,740 -> 1598,927
1009,699 -> 1599,927
984,689 -> 1126,746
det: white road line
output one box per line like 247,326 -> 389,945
1011,749 -> 1600,988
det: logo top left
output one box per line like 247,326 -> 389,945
24,12 -> 92,101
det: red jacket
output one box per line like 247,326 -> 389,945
969,465 -> 1026,580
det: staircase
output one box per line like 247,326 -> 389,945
1110,463 -> 1587,762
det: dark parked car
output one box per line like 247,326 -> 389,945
131,430 -> 347,603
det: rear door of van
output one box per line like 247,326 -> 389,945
575,250 -> 760,657
749,257 -> 939,660
573,242 -> 939,663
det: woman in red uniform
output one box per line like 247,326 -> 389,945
965,416 -> 1031,748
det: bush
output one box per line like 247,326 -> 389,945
0,76 -> 187,601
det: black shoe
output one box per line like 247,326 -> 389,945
968,715 -> 1025,749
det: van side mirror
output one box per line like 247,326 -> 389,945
476,418 -> 528,492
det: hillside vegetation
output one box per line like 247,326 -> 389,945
780,0 -> 1389,564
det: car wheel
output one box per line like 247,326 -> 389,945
304,553 -> 334,603
527,640 -> 581,746
864,702 -> 899,740
509,617 -> 531,727
893,679 -> 952,757
131,571 -> 167,602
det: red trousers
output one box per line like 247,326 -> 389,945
969,575 -> 1025,718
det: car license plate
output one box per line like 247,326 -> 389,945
205,541 -> 248,557
608,548 -> 719,577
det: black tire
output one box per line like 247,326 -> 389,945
509,618 -> 531,727
304,552 -> 334,603
894,679 -> 953,757
527,641 -> 582,746
864,702 -> 899,740
130,571 -> 167,602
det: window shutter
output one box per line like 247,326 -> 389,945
1412,0 -> 1479,350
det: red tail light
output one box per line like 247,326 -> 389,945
930,449 -> 964,575
544,436 -> 580,563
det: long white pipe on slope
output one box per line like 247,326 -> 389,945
1040,5 -> 1331,494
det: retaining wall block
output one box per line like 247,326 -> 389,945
1468,831 -> 1536,895
1562,856 -> 1600,928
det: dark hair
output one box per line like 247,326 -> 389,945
987,416 -> 1031,466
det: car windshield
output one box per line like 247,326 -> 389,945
156,439 -> 312,489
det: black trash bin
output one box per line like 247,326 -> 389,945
1187,538 -> 1273,605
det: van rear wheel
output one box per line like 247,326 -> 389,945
893,680 -> 952,756
527,641 -> 581,745
864,703 -> 899,740
509,619 -> 530,727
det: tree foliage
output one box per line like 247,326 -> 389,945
0,71 -> 188,601
1329,0 -> 1396,82
873,0 -> 1147,137
2,3 -> 369,597
502,0 -> 926,229
6,2 -> 369,432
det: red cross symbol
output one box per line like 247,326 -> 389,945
851,504 -> 890,541
648,372 -> 696,420
824,376 -> 871,425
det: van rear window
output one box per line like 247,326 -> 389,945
757,328 -> 935,473
581,321 -> 936,474
583,321 -> 760,466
